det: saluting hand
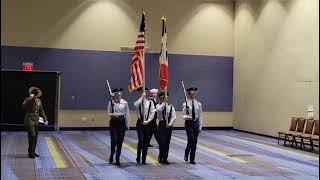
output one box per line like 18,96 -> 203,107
30,94 -> 36,99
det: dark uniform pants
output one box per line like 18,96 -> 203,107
109,116 -> 126,162
141,118 -> 158,163
26,123 -> 39,156
136,119 -> 144,160
185,120 -> 199,162
158,121 -> 172,161
150,120 -> 160,145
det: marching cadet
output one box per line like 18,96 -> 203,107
146,89 -> 161,148
141,89 -> 158,165
183,87 -> 203,164
133,87 -> 148,164
22,86 -> 48,158
156,92 -> 176,164
107,88 -> 130,166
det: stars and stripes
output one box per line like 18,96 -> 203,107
128,12 -> 145,93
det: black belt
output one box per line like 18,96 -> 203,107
111,115 -> 125,118
26,112 -> 38,115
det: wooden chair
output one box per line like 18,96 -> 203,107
310,120 -> 319,151
278,117 -> 298,145
295,119 -> 315,149
290,118 -> 306,147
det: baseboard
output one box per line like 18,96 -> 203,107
54,126 -> 233,131
233,128 -> 278,139
58,127 -> 109,131
1,125 -> 55,131
202,127 -> 233,130
233,128 -> 319,148
1,126 -> 233,131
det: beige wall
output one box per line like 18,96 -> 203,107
1,0 -> 234,128
233,0 -> 319,136
1,0 -> 234,56
58,110 -> 232,128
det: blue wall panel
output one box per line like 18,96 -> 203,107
1,46 -> 233,111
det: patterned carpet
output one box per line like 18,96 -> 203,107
1,130 -> 319,180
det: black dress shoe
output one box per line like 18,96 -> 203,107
184,156 -> 188,162
190,161 -> 196,164
136,158 -> 140,164
115,161 -> 120,166
162,160 -> 170,165
142,161 -> 147,165
34,153 -> 40,157
109,156 -> 113,164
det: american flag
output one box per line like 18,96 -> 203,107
128,12 -> 145,92
159,17 -> 168,92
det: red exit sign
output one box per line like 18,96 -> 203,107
22,62 -> 33,71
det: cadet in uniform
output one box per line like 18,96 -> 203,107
107,88 -> 130,166
22,86 -> 48,158
183,87 -> 203,164
156,92 -> 176,164
133,87 -> 148,163
141,89 -> 158,165
147,89 -> 160,148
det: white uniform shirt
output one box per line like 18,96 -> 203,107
133,97 -> 147,120
156,102 -> 176,126
134,97 -> 156,123
182,99 -> 203,126
107,99 -> 130,127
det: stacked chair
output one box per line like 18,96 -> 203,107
278,117 -> 298,145
301,120 -> 319,151
291,118 -> 306,147
278,117 -> 319,152
292,119 -> 313,149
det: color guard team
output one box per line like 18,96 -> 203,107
23,85 -> 203,167
107,86 -> 202,166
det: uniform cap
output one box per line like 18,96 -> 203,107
28,86 -> 42,97
186,87 -> 198,92
150,88 -> 159,93
112,88 -> 123,93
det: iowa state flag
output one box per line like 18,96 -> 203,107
159,17 -> 168,92
128,12 -> 145,92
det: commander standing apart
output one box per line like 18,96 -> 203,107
22,86 -> 48,158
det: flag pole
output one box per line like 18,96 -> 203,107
162,16 -> 169,126
142,10 -> 146,123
